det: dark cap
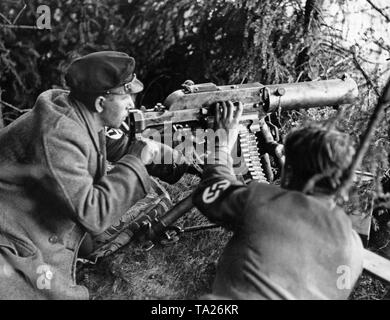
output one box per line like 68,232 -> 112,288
65,51 -> 144,95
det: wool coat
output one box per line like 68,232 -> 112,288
0,89 -> 152,299
193,151 -> 364,299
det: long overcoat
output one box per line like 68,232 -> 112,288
0,90 -> 151,299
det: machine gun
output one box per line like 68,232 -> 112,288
126,75 -> 358,183
119,75 -> 390,285
117,75 -> 359,249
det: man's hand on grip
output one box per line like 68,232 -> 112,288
213,101 -> 243,153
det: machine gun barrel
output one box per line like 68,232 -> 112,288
265,76 -> 358,112
164,76 -> 358,112
130,76 -> 358,134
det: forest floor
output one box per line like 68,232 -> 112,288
77,174 -> 390,300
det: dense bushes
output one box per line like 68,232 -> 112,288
0,0 -> 330,116
1,0 -> 390,297
0,0 -> 389,231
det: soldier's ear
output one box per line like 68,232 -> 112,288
95,96 -> 106,113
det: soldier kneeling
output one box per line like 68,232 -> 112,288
193,101 -> 364,300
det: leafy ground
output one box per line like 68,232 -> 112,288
77,174 -> 390,300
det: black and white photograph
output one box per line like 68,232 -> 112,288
0,0 -> 389,305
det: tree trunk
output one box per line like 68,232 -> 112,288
295,0 -> 325,81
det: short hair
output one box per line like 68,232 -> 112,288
283,124 -> 355,194
69,90 -> 101,112
69,90 -> 116,112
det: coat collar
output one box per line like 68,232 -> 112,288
69,96 -> 104,153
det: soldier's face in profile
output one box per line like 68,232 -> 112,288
98,93 -> 135,128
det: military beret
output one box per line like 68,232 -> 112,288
65,51 -> 144,95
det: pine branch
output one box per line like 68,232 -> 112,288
357,67 -> 390,91
303,0 -> 316,34
337,77 -> 390,200
12,3 -> 27,25
352,50 -> 381,97
0,99 -> 29,113
0,12 -> 12,25
0,24 -> 38,30
366,0 -> 390,23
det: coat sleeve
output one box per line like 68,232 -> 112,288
105,128 -> 190,184
105,128 -> 131,162
193,148 -> 251,231
42,122 -> 152,235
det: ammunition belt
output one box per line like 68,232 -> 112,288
239,128 -> 268,183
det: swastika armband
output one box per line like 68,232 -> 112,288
105,128 -> 124,140
202,179 -> 231,204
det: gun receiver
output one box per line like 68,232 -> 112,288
130,76 -> 358,133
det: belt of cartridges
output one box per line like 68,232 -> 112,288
239,128 -> 268,183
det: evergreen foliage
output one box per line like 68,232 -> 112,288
0,0 -> 389,299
